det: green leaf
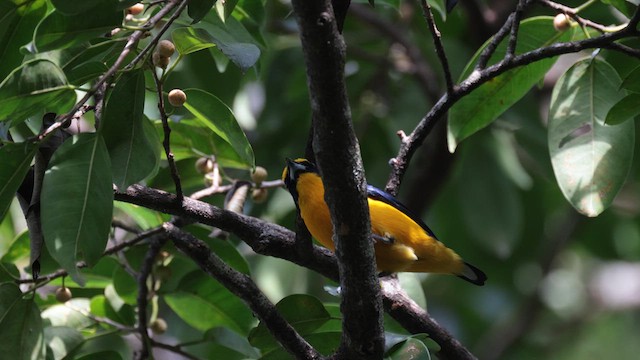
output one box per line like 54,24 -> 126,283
448,17 -> 574,151
188,0 -> 215,24
0,283 -> 45,360
112,266 -> 137,305
601,0 -> 638,18
102,70 -> 158,189
66,332 -> 129,359
0,142 -> 37,221
172,27 -> 216,55
215,0 -> 238,20
619,65 -> 640,93
51,0 -> 112,15
33,1 -> 123,52
41,134 -> 114,285
183,88 -> 254,169
41,298 -> 93,329
90,293 -> 135,326
43,326 -> 84,360
0,0 -> 47,80
260,331 -> 342,359
548,58 -> 634,217
249,294 -> 330,352
605,94 -> 640,125
386,337 -> 431,360
65,61 -> 108,86
202,327 -> 260,358
0,59 -> 75,126
164,271 -> 255,334
201,13 -> 260,72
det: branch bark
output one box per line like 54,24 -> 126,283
290,1 -> 384,358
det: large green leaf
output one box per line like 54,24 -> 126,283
102,70 -> 158,189
41,133 -> 114,284
0,0 -> 46,80
0,142 -> 37,221
33,1 -> 122,52
164,271 -> 255,335
548,58 -> 634,217
0,59 -> 75,126
448,17 -> 574,151
183,88 -> 254,169
200,12 -> 260,72
0,283 -> 45,360
619,64 -> 640,93
43,326 -> 84,360
172,27 -> 216,55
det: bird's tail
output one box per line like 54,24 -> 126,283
457,262 -> 487,286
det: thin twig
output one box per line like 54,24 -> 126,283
151,68 -> 184,202
125,0 -> 190,70
386,8 -> 640,193
505,0 -> 530,61
15,226 -> 164,284
419,0 -> 454,93
136,236 -> 168,360
150,339 -> 200,360
36,0 -> 184,142
536,0 -> 621,33
190,179 -> 284,201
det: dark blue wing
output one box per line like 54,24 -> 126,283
366,184 -> 438,239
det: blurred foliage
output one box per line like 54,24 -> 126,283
0,0 -> 640,359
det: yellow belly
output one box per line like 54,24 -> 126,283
296,176 -> 464,275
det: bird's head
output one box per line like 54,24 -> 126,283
282,158 -> 317,196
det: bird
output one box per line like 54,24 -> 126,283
281,158 -> 487,286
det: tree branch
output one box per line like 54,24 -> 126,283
386,14 -> 640,192
419,0 -> 454,94
164,222 -> 322,360
290,1 -> 384,359
114,184 -> 477,358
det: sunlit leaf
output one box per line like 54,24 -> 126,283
44,326 -> 84,360
172,27 -> 216,55
102,70 -> 158,189
41,134 -> 114,285
448,17 -> 574,151
548,58 -> 634,217
0,142 -> 37,221
0,59 -> 75,126
183,88 -> 254,169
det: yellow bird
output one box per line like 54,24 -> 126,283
282,158 -> 486,285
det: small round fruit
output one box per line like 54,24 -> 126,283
150,318 -> 168,334
252,188 -> 268,203
553,13 -> 571,31
152,52 -> 170,69
168,89 -> 187,107
157,40 -> 176,58
195,157 -> 214,174
251,166 -> 268,185
127,3 -> 144,15
55,287 -> 72,303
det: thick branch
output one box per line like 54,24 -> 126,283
114,185 -> 477,358
291,1 -> 384,359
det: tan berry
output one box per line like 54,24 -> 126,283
168,89 -> 187,107
251,166 -> 268,185
252,188 -> 268,203
152,52 -> 169,69
195,157 -> 214,174
150,318 -> 168,334
127,3 -> 144,15
157,40 -> 176,58
55,287 -> 72,303
553,13 -> 571,31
